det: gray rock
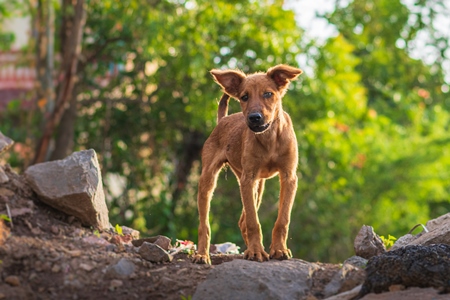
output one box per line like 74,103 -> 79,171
0,166 -> 8,184
0,132 -> 14,155
323,263 -> 365,298
354,225 -> 386,259
105,258 -> 136,278
426,213 -> 450,231
343,256 -> 368,269
324,285 -> 362,300
24,149 -> 109,229
390,233 -> 416,251
391,214 -> 450,251
193,259 -> 315,300
139,242 -> 172,263
121,226 -> 140,240
411,214 -> 450,245
132,235 -> 172,250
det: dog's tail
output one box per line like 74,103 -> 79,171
217,93 -> 230,123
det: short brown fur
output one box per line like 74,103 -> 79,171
193,64 -> 303,264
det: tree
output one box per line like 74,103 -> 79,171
33,0 -> 86,164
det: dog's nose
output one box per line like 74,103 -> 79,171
248,113 -> 263,124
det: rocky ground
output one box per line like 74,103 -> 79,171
0,164 -> 358,300
1,160 -> 450,300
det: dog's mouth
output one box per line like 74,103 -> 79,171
249,122 -> 271,133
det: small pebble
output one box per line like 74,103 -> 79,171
50,225 -> 59,234
52,265 -> 61,273
109,279 -> 123,290
5,275 -> 20,286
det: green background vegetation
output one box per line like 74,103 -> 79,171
1,0 -> 449,263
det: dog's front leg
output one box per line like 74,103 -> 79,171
270,172 -> 298,260
193,161 -> 221,265
240,174 -> 270,262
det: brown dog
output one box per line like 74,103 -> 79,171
193,65 -> 303,264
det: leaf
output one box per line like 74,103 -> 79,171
0,215 -> 11,222
115,224 -> 123,236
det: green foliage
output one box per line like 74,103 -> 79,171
380,235 -> 397,249
286,0 -> 450,262
114,224 -> 123,236
0,214 -> 11,222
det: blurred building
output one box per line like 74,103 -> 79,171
0,15 -> 35,110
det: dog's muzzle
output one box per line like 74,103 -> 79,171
247,112 -> 270,133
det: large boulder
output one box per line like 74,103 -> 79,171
25,149 -> 109,229
358,244 -> 450,298
193,259 -> 315,300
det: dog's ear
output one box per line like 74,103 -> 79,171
267,65 -> 303,92
210,69 -> 246,98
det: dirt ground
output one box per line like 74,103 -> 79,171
0,165 -> 353,300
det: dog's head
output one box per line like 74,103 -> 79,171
210,65 -> 302,133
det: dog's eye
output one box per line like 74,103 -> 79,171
241,94 -> 249,102
263,92 -> 273,99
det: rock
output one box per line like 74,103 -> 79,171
323,263 -> 366,298
81,235 -> 110,246
0,132 -> 14,155
0,219 -> 10,246
426,213 -> 450,231
109,279 -> 123,290
0,166 -> 8,183
358,244 -> 450,298
7,207 -> 33,217
390,233 -> 416,251
391,214 -> 450,251
154,236 -> 172,250
410,214 -> 450,245
121,226 -> 140,239
193,259 -> 316,300
132,235 -> 172,251
110,234 -> 134,246
324,284 -> 362,300
5,275 -> 20,286
51,265 -> 61,273
80,263 -> 95,272
0,187 -> 14,197
354,225 -> 386,259
105,258 -> 136,278
139,242 -> 172,263
24,149 -> 109,230
343,256 -> 367,269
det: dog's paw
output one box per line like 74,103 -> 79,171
244,249 -> 270,262
192,253 -> 211,265
269,248 -> 292,260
